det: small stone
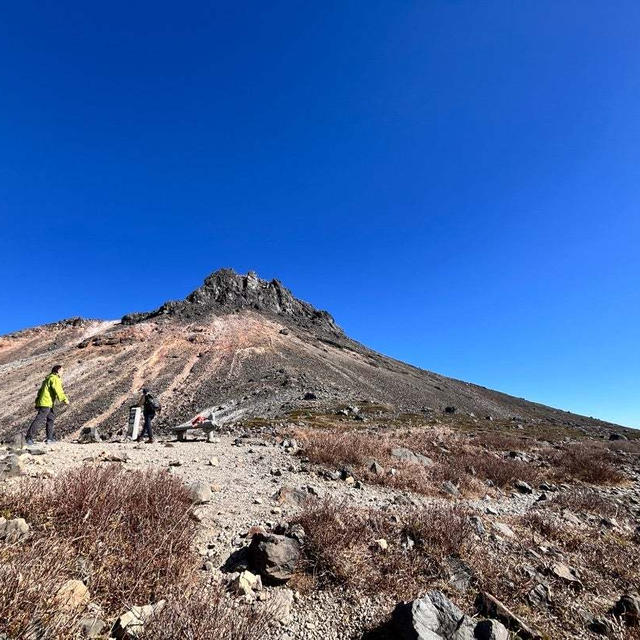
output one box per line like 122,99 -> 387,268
514,480 -> 534,494
78,616 -> 107,638
55,579 -> 90,611
549,562 -> 583,591
208,457 -> 219,467
376,538 -> 389,551
190,482 -> 212,504
369,460 -> 384,475
442,480 -> 460,497
492,522 -> 515,539
231,570 -> 262,596
270,588 -> 294,622
0,517 -> 30,542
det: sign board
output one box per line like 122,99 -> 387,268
127,406 -> 142,440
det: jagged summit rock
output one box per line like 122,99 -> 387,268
122,268 -> 342,336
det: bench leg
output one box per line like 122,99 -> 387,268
177,431 -> 186,442
204,429 -> 215,443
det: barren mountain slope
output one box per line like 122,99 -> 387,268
0,269 -> 627,439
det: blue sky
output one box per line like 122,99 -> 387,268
1,1 -> 639,427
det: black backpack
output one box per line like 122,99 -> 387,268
145,394 -> 162,413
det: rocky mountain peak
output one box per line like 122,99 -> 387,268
121,268 -> 343,335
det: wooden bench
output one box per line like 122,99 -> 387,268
172,419 -> 218,442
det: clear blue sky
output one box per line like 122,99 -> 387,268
1,1 -> 639,427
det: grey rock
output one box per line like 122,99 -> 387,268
548,562 -> 583,591
0,454 -> 24,479
391,447 -> 434,467
612,593 -> 640,626
190,482 -> 212,504
527,584 -> 551,608
475,592 -> 541,639
442,481 -> 460,497
0,517 -> 30,542
514,480 -> 533,494
112,600 -> 165,639
79,427 -> 101,443
270,588 -> 294,623
474,619 -> 509,640
248,533 -> 301,584
369,460 -> 385,475
391,590 -> 475,639
78,616 -> 107,638
446,556 -> 474,592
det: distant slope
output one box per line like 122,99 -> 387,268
0,269 -> 627,439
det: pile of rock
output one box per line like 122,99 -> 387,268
391,590 -> 540,640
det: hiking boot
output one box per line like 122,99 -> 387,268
26,438 -> 34,446
147,438 -> 155,444
45,439 -> 56,445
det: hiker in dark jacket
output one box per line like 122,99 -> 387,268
136,388 -> 160,443
26,365 -> 70,445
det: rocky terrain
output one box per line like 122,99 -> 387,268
1,415 -> 639,639
0,269 -> 633,441
1,269 -> 639,639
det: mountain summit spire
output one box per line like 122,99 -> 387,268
121,268 -> 342,335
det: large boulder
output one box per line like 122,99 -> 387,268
248,532 -> 301,584
391,590 -> 476,639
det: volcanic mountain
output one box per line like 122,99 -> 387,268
0,269 -> 626,439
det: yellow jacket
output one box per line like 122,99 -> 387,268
35,374 -> 69,408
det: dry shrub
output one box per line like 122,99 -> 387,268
141,583 -> 271,640
2,465 -> 196,613
518,510 -> 569,544
297,428 -> 543,496
292,500 -> 474,599
0,465 -> 239,639
472,431 -> 535,452
0,535 -> 82,638
552,444 -> 626,485
469,453 -> 540,488
608,439 -> 640,455
296,429 -> 385,468
552,487 -> 622,519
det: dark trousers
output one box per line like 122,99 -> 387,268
26,407 -> 55,441
140,411 -> 155,440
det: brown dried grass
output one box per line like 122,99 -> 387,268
0,465 -> 267,640
551,443 -> 626,485
292,500 -> 474,599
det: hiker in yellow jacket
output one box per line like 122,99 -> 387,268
25,365 -> 69,445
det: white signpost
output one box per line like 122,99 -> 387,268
128,406 -> 142,440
